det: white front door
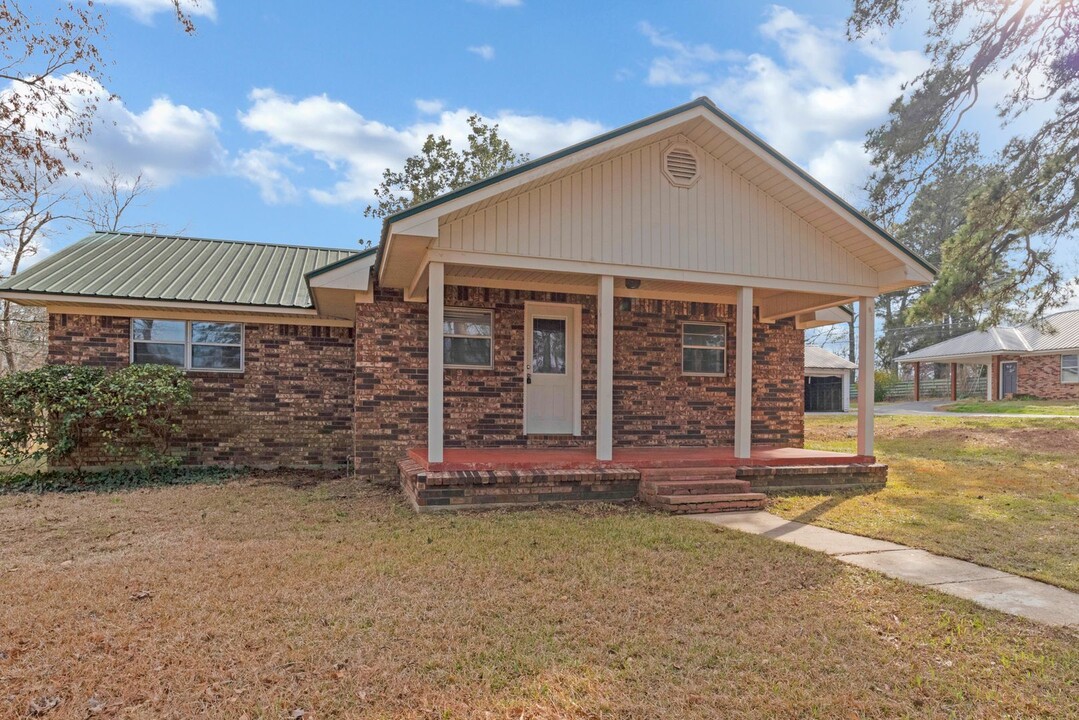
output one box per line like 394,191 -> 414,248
524,303 -> 580,435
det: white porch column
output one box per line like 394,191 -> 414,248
734,286 -> 753,459
596,275 -> 614,461
857,296 -> 875,456
986,357 -> 994,401
427,261 -> 444,463
842,370 -> 851,413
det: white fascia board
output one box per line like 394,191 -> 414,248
0,291 -> 322,316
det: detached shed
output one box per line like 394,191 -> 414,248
805,346 -> 856,413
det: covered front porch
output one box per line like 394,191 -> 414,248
399,442 -> 887,512
418,261 -> 882,466
367,98 -> 936,507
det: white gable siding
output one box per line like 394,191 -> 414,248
434,139 -> 878,288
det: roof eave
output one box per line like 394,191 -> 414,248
0,289 -> 318,313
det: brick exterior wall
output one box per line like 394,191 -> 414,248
997,352 -> 1079,400
355,284 -> 804,481
48,313 -> 354,468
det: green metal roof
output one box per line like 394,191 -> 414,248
0,232 -> 359,308
377,96 -> 936,277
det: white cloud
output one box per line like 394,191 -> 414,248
233,148 -> 300,204
2,73 -> 225,187
98,0 -> 217,24
466,0 -> 522,7
640,6 -> 928,201
639,21 -> 742,86
81,92 -> 226,186
415,98 -> 445,115
237,88 -> 605,205
806,139 -> 872,198
468,44 -> 496,61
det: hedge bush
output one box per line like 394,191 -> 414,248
0,364 -> 193,469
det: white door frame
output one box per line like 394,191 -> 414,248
999,360 -> 1018,397
523,301 -> 582,435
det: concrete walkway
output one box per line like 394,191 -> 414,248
690,511 -> 1079,628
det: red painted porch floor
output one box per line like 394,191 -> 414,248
408,445 -> 875,473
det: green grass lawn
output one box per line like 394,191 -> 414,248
938,399 -> 1079,415
1,477 -> 1076,718
772,414 -> 1079,592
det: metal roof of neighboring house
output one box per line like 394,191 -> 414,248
0,232 -> 360,308
895,310 -> 1079,363
805,345 -> 857,371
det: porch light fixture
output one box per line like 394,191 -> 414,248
624,278 -> 641,289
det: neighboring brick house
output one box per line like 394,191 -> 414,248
0,98 -> 934,510
896,310 -> 1079,402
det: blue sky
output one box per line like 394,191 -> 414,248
22,0 -> 1076,303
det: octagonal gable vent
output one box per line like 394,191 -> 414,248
662,144 -> 700,188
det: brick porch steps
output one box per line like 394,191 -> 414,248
640,478 -> 751,496
639,467 -> 768,513
644,491 -> 769,514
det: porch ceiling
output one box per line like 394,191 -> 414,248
438,263 -> 851,322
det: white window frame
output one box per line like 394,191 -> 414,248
681,321 -> 728,377
130,319 -> 245,373
1062,354 -> 1079,384
443,308 -> 494,369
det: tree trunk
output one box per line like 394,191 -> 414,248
0,299 -> 15,374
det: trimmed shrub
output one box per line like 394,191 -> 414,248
874,370 -> 901,402
0,364 -> 193,469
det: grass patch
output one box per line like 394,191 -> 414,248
772,415 -> 1079,591
0,478 -> 1076,717
938,399 -> 1079,416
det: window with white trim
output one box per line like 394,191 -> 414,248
1062,354 -> 1078,384
443,309 -> 493,368
131,319 -> 243,372
682,322 -> 727,376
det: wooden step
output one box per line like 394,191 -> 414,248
642,492 -> 767,514
640,478 -> 751,496
639,466 -> 737,481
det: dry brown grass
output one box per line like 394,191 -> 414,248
1,477 -> 1077,719
773,415 -> 1079,591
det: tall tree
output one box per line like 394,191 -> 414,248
0,2 -> 196,373
80,167 -> 153,232
0,2 -> 197,197
0,160 -> 72,372
1,161 -> 155,373
364,115 -> 528,219
877,133 -> 986,367
849,0 -> 1078,325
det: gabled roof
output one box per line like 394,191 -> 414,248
805,345 -> 857,371
378,96 -> 935,279
0,232 -> 358,309
896,310 -> 1079,363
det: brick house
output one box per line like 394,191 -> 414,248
896,310 -> 1079,402
0,98 -> 934,510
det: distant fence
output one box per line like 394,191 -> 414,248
850,377 -> 986,402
